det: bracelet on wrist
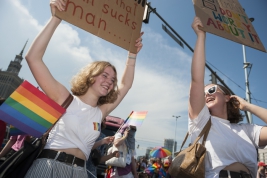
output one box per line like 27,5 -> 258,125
128,56 -> 136,59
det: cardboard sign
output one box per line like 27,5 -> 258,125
193,0 -> 266,52
55,0 -> 146,53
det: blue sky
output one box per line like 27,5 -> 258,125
0,0 -> 267,156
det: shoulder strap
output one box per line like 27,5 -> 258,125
61,93 -> 74,109
178,132 -> 189,152
192,117 -> 211,145
43,93 -> 74,137
178,117 -> 211,152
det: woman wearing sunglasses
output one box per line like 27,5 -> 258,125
189,16 -> 267,178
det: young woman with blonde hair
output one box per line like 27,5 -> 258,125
24,0 -> 143,177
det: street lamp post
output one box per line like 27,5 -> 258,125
242,45 -> 253,124
242,17 -> 254,124
172,115 -> 181,157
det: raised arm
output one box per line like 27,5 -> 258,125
92,136 -> 114,150
230,95 -> 267,147
99,151 -> 119,163
100,32 -> 144,117
113,130 -> 129,147
25,0 -> 69,105
188,17 -> 207,119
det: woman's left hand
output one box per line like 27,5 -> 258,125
128,32 -> 144,57
103,136 -> 114,144
135,32 -> 144,54
230,95 -> 250,111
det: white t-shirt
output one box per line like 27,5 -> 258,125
189,105 -> 262,178
45,95 -> 102,160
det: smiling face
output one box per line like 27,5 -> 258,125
92,66 -> 116,97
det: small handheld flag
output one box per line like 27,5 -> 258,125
125,111 -> 148,127
0,80 -> 66,137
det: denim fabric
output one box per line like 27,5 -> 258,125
86,132 -> 106,178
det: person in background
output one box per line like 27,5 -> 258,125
158,159 -> 170,178
23,0 -> 143,177
87,118 -> 118,178
140,158 -> 147,172
166,156 -> 172,165
111,124 -> 138,178
0,98 -> 6,148
0,135 -> 28,159
152,158 -> 162,178
136,158 -> 141,172
146,158 -> 154,168
155,158 -> 162,169
189,16 -> 267,178
257,162 -> 267,178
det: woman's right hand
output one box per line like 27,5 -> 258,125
50,0 -> 66,16
112,151 -> 119,158
191,16 -> 205,36
123,129 -> 129,138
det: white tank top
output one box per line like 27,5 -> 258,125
44,95 -> 102,160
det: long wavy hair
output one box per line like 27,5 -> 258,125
215,84 -> 243,123
70,61 -> 119,106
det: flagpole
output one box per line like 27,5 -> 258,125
114,111 -> 133,135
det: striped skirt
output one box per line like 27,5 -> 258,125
25,158 -> 88,178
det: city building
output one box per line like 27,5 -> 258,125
0,41 -> 27,149
164,138 -> 177,154
258,148 -> 267,163
0,41 -> 27,99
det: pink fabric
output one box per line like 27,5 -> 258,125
10,135 -> 27,151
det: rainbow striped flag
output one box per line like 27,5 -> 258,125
9,125 -> 26,136
0,80 -> 66,137
93,122 -> 101,131
125,111 -> 148,127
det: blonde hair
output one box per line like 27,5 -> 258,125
71,61 -> 119,105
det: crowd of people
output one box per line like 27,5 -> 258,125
136,156 -> 172,178
0,0 -> 267,178
257,162 -> 267,178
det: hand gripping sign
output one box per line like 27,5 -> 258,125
55,0 -> 146,53
193,0 -> 266,52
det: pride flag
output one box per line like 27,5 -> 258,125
9,125 -> 26,136
0,80 -> 66,137
125,111 -> 148,127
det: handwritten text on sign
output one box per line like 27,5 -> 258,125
193,0 -> 266,52
55,0 -> 146,53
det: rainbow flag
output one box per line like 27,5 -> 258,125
0,80 -> 66,137
93,122 -> 101,131
9,125 -> 26,136
125,111 -> 148,127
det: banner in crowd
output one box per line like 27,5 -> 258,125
55,0 -> 146,53
193,0 -> 266,52
0,80 -> 66,137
